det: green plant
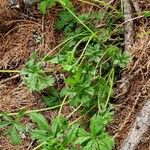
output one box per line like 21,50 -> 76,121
0,1 -> 131,149
21,53 -> 54,92
44,87 -> 60,107
0,110 -> 25,145
29,111 -> 114,150
29,113 -> 79,149
75,112 -> 115,150
39,0 -> 73,14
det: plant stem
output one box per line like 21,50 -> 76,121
61,3 -> 97,38
67,103 -> 83,119
42,33 -> 88,61
93,0 -> 119,13
58,95 -> 68,116
69,105 -> 96,126
105,68 -> 114,109
78,0 -> 102,9
33,141 -> 46,150
0,70 -> 20,73
0,101 -> 70,117
76,35 -> 93,64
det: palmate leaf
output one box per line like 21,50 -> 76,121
30,113 -> 50,131
21,53 -> 54,92
74,128 -> 91,145
51,116 -> 68,137
23,73 -> 54,92
43,87 -> 60,107
97,132 -> 115,150
90,112 -> 113,136
74,113 -> 114,150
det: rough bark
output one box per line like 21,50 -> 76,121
120,100 -> 150,150
124,0 -> 134,51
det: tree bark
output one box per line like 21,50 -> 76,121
124,0 -> 134,51
120,100 -> 150,150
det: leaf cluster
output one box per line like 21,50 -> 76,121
21,53 -> 54,92
29,112 -> 114,150
0,110 -> 25,145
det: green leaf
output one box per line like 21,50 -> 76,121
59,0 -> 73,9
74,136 -> 91,145
31,129 -> 49,141
10,126 -> 22,145
56,10 -> 75,30
0,121 -> 11,128
43,95 -> 60,107
29,113 -> 50,131
64,124 -> 79,145
106,45 -> 118,56
15,109 -> 25,121
51,116 -> 68,136
21,53 -> 54,92
113,52 -> 131,68
14,122 -> 25,132
39,1 -> 48,15
39,0 -> 56,15
90,112 -> 113,136
90,115 -> 103,135
143,11 -> 150,17
98,132 -> 115,150
1,112 -> 12,122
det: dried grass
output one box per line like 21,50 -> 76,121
109,25 -> 150,149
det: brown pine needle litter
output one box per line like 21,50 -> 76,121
0,0 -> 150,149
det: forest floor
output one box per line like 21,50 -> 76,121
0,0 -> 150,150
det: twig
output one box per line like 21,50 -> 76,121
0,74 -> 20,85
121,15 -> 144,26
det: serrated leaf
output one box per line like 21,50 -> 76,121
90,112 -> 113,136
56,10 -> 74,30
90,115 -> 103,135
51,116 -> 68,137
0,121 -> 11,128
14,122 -> 25,132
16,109 -> 25,121
21,53 -> 54,92
64,124 -> 79,145
30,113 -> 49,131
74,136 -> 90,145
1,112 -> 12,122
31,129 -> 49,141
10,126 -> 22,145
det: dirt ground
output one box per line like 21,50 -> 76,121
0,0 -> 150,150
